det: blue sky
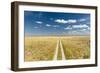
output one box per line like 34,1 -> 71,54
24,11 -> 90,36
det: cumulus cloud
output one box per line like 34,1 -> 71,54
36,21 -> 42,24
55,19 -> 77,24
73,24 -> 89,28
67,19 -> 77,23
55,19 -> 68,23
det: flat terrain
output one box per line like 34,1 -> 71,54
24,37 -> 57,61
61,36 -> 90,59
24,36 -> 90,61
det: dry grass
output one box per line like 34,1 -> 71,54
24,37 -> 57,61
24,36 -> 90,61
61,36 -> 90,59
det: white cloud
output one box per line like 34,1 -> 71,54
64,27 -> 72,30
67,19 -> 77,23
55,19 -> 68,23
73,24 -> 89,28
79,19 -> 86,22
55,19 -> 77,24
53,25 -> 59,27
36,21 -> 42,24
46,24 -> 51,27
82,29 -> 87,31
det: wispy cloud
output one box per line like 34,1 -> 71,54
64,27 -> 72,30
45,24 -> 51,27
55,19 -> 77,24
73,24 -> 89,28
53,25 -> 59,27
67,29 -> 90,35
82,28 -> 87,31
36,21 -> 42,24
79,19 -> 86,22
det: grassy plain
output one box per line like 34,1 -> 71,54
61,36 -> 90,59
24,36 -> 90,61
24,37 -> 57,61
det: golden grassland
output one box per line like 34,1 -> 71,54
61,36 -> 90,59
24,36 -> 90,61
24,37 -> 58,61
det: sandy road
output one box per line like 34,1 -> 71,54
53,40 -> 59,60
59,40 -> 66,60
53,40 -> 66,60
